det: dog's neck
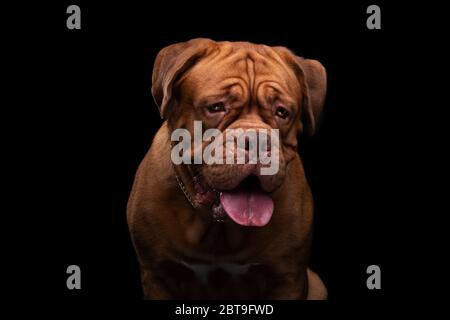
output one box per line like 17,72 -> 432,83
172,163 -> 198,209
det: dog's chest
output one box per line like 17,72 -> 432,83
181,261 -> 255,284
157,259 -> 271,299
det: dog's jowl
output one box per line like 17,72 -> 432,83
127,38 -> 327,299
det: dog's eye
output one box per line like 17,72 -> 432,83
206,102 -> 226,113
275,106 -> 290,119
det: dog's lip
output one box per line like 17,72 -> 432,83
194,170 -> 279,196
194,171 -> 278,200
198,172 -> 254,193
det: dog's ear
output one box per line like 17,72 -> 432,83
152,38 -> 215,119
273,47 -> 327,135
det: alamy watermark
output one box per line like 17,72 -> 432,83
66,265 -> 81,290
66,5 -> 81,30
171,121 -> 280,176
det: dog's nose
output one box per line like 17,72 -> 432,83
238,130 -> 271,153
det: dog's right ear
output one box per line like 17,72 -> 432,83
152,38 -> 215,119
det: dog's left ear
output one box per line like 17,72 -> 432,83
273,47 -> 327,135
152,38 -> 215,119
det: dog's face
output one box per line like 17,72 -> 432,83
152,39 -> 326,226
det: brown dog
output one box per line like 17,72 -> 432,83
127,38 -> 327,299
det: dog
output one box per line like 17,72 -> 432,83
127,38 -> 327,299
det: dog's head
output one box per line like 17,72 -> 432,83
152,38 -> 326,226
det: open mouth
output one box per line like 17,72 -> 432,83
219,175 -> 274,227
194,174 -> 274,227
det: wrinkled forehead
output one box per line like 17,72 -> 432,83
178,42 -> 301,102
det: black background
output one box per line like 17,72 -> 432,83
15,0 -> 427,314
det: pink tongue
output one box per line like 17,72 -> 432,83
220,187 -> 274,227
